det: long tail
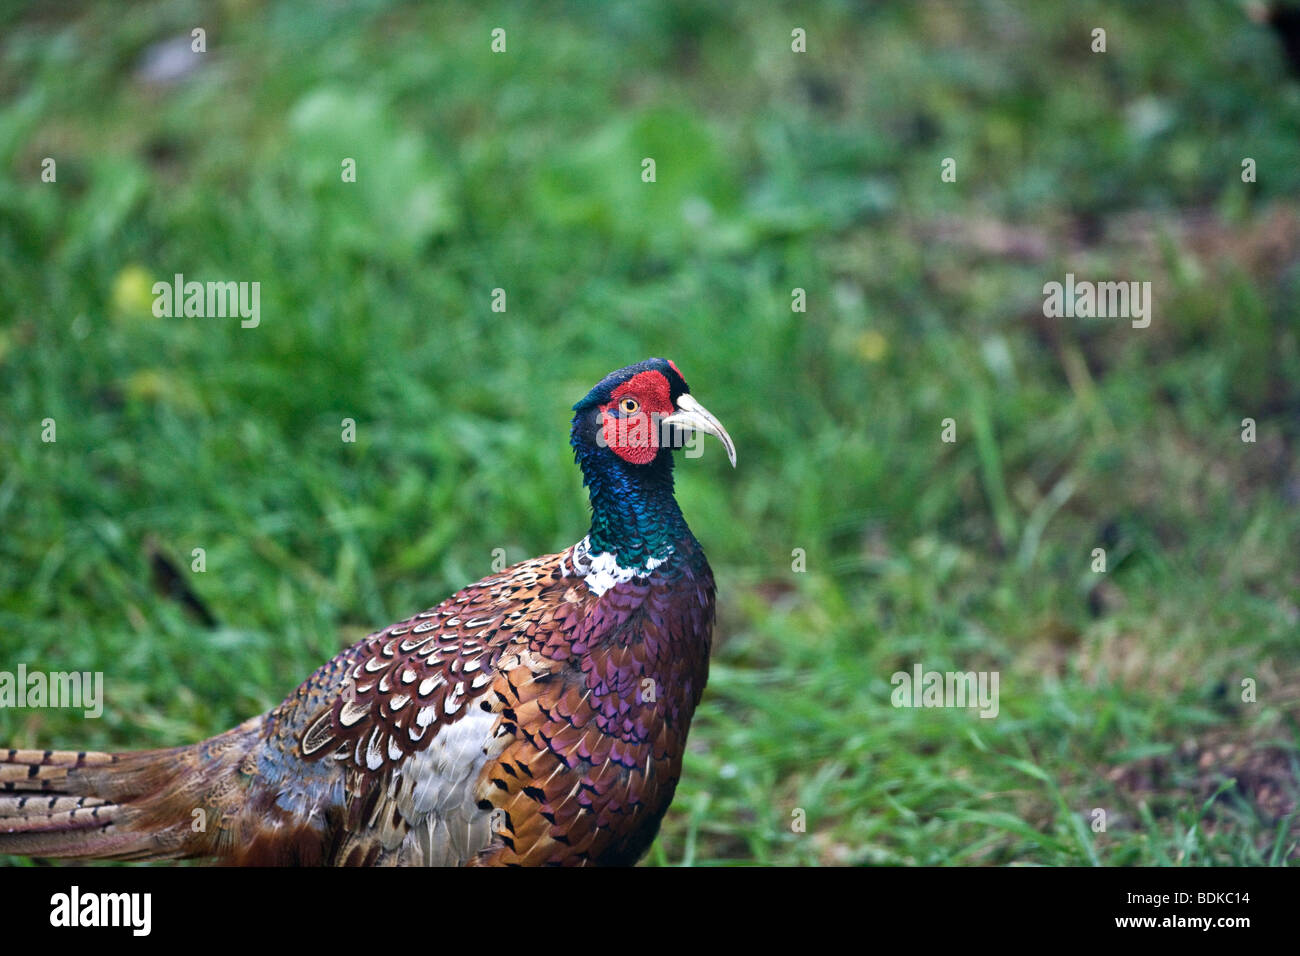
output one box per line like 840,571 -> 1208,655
0,718 -> 263,861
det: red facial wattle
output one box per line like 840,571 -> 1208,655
600,369 -> 675,465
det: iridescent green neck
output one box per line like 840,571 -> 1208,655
576,445 -> 691,567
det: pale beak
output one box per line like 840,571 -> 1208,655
661,393 -> 737,467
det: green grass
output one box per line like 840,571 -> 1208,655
1,0 -> 1298,866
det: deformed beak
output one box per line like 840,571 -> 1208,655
662,393 -> 737,467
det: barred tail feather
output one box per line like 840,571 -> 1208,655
0,719 -> 263,861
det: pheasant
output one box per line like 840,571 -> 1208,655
0,358 -> 735,866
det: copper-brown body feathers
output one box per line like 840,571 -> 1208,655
1,539 -> 715,866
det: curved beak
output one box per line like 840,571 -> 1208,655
662,393 -> 737,467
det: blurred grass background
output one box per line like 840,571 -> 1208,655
1,0 -> 1298,865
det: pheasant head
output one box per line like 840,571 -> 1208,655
570,358 -> 735,569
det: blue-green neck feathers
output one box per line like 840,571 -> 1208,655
571,419 -> 692,567
569,359 -> 700,568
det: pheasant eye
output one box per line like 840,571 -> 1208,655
618,397 -> 640,415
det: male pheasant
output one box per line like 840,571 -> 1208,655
0,358 -> 735,866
